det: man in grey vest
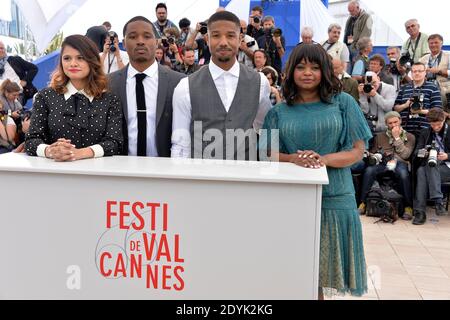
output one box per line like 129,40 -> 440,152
171,11 -> 272,161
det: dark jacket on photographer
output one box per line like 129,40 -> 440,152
371,129 -> 415,165
344,9 -> 372,51
414,123 -> 450,167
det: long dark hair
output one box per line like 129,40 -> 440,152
50,34 -> 107,98
283,44 -> 341,106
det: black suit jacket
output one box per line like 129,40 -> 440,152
414,125 -> 450,166
108,64 -> 185,157
7,56 -> 38,84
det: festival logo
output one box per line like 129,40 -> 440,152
95,201 -> 185,291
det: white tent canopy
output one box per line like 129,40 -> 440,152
14,0 -> 221,52
361,0 -> 450,45
12,0 -> 450,53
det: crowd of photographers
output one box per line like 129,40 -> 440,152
334,1 -> 450,225
2,1 -> 450,225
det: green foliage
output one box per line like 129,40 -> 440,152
44,32 -> 64,55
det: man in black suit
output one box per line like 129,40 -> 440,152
108,16 -> 185,157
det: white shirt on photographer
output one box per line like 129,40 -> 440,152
101,50 -> 129,74
238,34 -> 259,68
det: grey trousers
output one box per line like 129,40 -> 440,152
414,163 -> 450,212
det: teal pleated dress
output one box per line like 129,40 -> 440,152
261,92 -> 372,296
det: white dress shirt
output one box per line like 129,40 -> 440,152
126,61 -> 159,157
171,60 -> 272,158
37,81 -> 104,158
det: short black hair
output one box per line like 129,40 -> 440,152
207,11 -> 240,29
283,44 -> 342,105
251,5 -> 263,15
179,18 -> 191,29
123,16 -> 152,37
155,3 -> 167,11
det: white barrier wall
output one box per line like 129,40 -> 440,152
0,153 -> 328,300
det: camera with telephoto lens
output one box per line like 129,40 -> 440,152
108,31 -> 117,53
410,92 -> 424,112
399,52 -> 413,69
364,148 -> 384,166
417,140 -> 439,167
199,22 -> 208,35
363,75 -> 374,94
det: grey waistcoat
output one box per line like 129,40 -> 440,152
189,64 -> 261,160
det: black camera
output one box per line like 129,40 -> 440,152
162,36 -> 175,48
108,31 -> 116,53
199,22 -> 208,35
399,52 -> 413,69
389,59 -> 400,75
266,27 -> 282,38
18,110 -> 32,121
364,148 -> 384,166
252,16 -> 261,24
417,140 -> 439,167
410,92 -> 424,112
363,75 -> 374,94
246,40 -> 256,48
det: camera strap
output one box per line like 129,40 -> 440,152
107,53 -> 116,74
407,33 -> 422,62
428,51 -> 443,69
435,124 -> 448,152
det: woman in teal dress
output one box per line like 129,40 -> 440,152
261,44 -> 372,298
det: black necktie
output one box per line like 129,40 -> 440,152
135,73 -> 147,156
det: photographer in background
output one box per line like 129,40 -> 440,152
257,16 -> 285,78
419,34 -> 450,109
185,21 -> 211,65
333,57 -> 360,103
100,31 -> 128,74
0,100 -> 17,151
386,46 -> 411,92
357,111 -> 415,218
0,79 -> 31,146
178,18 -> 192,48
247,5 -> 265,41
322,23 -> 350,72
161,27 -> 183,67
152,2 -> 179,39
394,62 -> 442,137
401,19 -> 430,65
238,20 -> 259,68
351,37 -> 372,83
359,71 -> 396,133
369,54 -> 393,85
413,108 -> 450,225
173,47 -> 200,75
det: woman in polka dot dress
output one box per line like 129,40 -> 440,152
25,35 -> 123,161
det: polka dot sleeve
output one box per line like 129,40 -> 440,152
25,91 -> 50,156
96,93 -> 124,156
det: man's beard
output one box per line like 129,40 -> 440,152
217,56 -> 231,63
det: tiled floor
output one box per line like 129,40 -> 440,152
329,208 -> 450,300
